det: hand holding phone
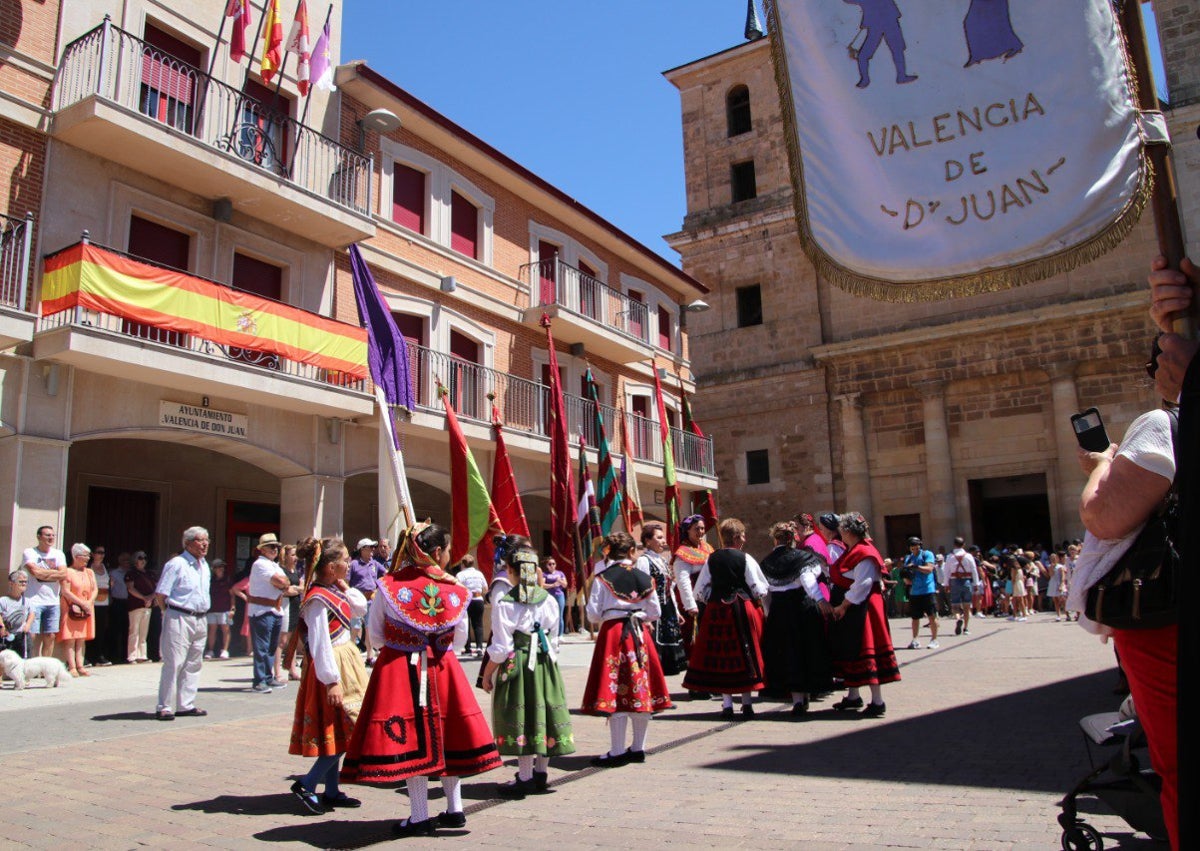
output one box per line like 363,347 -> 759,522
1071,408 -> 1111,453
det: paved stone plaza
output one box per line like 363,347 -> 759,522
0,613 -> 1162,849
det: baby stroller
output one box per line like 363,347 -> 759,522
1057,707 -> 1168,849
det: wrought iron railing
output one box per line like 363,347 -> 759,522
401,340 -> 714,476
0,212 -> 33,311
519,257 -> 651,347
53,19 -> 371,215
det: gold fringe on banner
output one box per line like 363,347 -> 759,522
763,0 -> 1154,304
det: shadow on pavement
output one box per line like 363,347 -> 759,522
255,817 -> 397,848
700,669 -> 1117,794
91,710 -> 160,721
173,792 -> 301,817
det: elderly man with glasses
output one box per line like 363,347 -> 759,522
1,571 -> 36,658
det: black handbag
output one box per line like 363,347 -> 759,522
1086,409 -> 1179,630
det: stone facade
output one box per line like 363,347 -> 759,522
666,7 -> 1200,558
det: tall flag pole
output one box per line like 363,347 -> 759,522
618,406 -> 644,534
348,245 -> 415,541
260,0 -> 285,84
287,0 -> 312,96
584,367 -> 621,534
652,365 -> 681,551
576,436 -> 603,567
678,372 -> 719,540
439,381 -> 504,568
477,394 -> 530,576
541,316 -> 577,588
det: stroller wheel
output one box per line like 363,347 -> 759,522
1060,823 -> 1104,851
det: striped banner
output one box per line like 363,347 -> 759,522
42,243 -> 367,378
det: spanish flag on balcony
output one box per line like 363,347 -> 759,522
41,242 -> 367,378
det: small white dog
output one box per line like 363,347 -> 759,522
0,648 -> 72,689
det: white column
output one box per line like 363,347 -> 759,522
280,474 -> 345,544
917,380 -> 957,547
0,435 -> 71,585
837,393 -> 873,521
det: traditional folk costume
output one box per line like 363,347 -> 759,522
760,544 -> 833,712
636,548 -> 687,675
681,548 -> 768,714
487,549 -> 575,796
800,531 -> 835,602
341,530 -> 500,833
288,582 -> 369,804
581,559 -> 673,765
828,538 -> 900,713
672,539 -> 714,657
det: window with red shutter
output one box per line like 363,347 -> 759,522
392,164 -> 426,233
538,241 -> 560,305
126,215 -> 190,346
658,305 -> 673,352
140,24 -> 201,133
450,191 -> 478,259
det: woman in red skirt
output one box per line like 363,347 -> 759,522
581,531 -> 673,766
287,537 -> 369,815
340,523 -> 501,837
681,518 -> 769,718
828,512 -> 900,717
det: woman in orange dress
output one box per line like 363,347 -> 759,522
287,536 -> 369,816
59,543 -> 97,677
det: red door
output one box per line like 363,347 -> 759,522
226,501 -> 280,577
538,241 -> 559,306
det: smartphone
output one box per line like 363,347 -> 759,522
1071,407 -> 1110,453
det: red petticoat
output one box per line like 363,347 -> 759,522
340,646 -> 501,785
682,596 -> 765,694
580,619 -> 674,715
830,592 -> 900,688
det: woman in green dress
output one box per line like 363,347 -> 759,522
481,538 -> 575,798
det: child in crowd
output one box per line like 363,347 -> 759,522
481,537 -> 575,797
1,570 -> 34,658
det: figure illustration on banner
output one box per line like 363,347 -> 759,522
844,0 -> 918,89
963,0 -> 1024,67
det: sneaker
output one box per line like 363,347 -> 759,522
1017,617 -> 1028,622
267,679 -> 288,689
251,683 -> 272,694
906,640 -> 920,650
954,620 -> 964,636
963,628 -> 970,635
927,640 -> 940,649
203,652 -> 214,660
1055,616 -> 1062,622
218,650 -> 230,659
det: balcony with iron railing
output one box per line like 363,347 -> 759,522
518,256 -> 653,364
34,240 -> 373,419
0,211 -> 36,348
50,19 -> 375,247
402,340 -> 715,477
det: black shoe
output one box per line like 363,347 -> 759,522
955,619 -> 964,636
720,706 -> 734,720
290,780 -> 326,816
392,818 -> 436,837
791,702 -> 809,718
590,750 -> 631,768
861,702 -> 887,718
437,811 -> 466,828
532,770 -> 550,791
740,704 -> 755,718
321,793 -> 361,808
626,749 -> 646,764
496,775 -> 534,799
832,696 -> 864,712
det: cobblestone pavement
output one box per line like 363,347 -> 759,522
0,612 -> 1164,849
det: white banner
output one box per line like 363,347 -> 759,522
767,0 -> 1149,300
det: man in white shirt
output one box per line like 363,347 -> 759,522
155,526 -> 212,720
943,536 -> 981,636
22,525 -> 68,658
247,533 -> 295,693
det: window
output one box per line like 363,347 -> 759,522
657,305 -> 673,352
537,240 -> 560,305
140,24 -> 201,133
731,160 -> 757,203
392,164 -> 426,234
448,329 -> 483,419
736,284 -> 762,328
449,190 -> 479,259
746,449 -> 770,485
236,79 -> 291,174
229,253 -> 283,368
392,312 -> 425,402
126,215 -> 190,346
726,85 -> 751,137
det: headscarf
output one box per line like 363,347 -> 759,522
678,514 -> 704,540
818,513 -> 840,534
396,522 -> 439,570
510,546 -> 541,604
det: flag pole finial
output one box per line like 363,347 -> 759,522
745,0 -> 765,41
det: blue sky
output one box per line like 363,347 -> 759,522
342,1 -> 754,265
341,2 -> 1170,268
